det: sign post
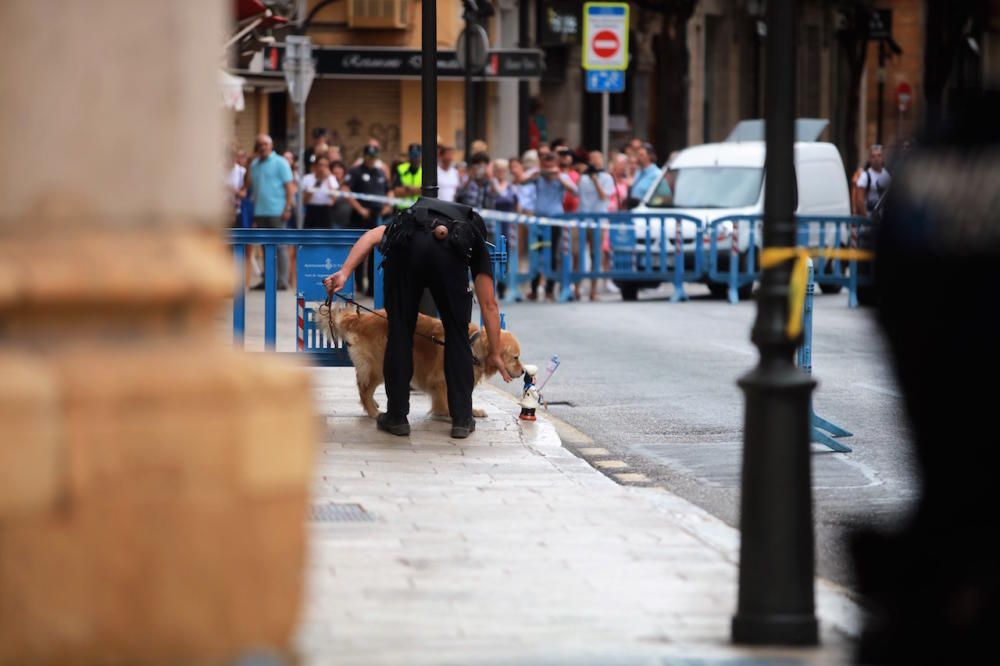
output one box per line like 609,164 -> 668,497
583,2 -> 628,156
283,35 -> 315,227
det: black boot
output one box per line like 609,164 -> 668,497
377,413 -> 410,436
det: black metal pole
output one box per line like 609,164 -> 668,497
732,0 -> 819,647
517,0 -> 530,154
421,0 -> 438,198
464,11 -> 475,159
876,39 -> 886,144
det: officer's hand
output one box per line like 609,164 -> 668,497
323,270 -> 347,294
359,208 -> 371,219
489,353 -> 512,383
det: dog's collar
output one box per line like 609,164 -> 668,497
469,330 -> 482,366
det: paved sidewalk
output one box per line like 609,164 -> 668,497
294,368 -> 860,665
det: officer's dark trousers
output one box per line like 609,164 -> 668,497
383,231 -> 475,421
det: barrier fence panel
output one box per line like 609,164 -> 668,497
227,228 -> 364,365
707,216 -> 761,304
703,215 -> 875,307
796,259 -> 853,452
796,215 -> 874,308
482,211 -> 706,302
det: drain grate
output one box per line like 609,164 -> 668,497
310,502 -> 374,523
544,400 -> 576,407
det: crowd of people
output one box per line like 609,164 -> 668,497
226,127 -> 667,300
225,124 -> 896,301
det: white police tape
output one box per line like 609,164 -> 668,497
330,189 -> 642,231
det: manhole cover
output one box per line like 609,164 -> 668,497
311,503 -> 374,523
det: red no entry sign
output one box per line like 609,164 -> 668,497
592,30 -> 620,59
583,2 -> 629,71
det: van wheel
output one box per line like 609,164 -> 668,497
620,283 -> 639,301
820,283 -> 843,295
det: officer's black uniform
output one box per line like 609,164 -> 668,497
343,159 -> 389,296
381,198 -> 492,427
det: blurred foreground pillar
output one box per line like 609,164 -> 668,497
0,2 -> 316,664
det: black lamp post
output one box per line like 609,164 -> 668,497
732,0 -> 820,647
421,0 -> 438,198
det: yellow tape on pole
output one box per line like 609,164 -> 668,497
760,247 -> 876,339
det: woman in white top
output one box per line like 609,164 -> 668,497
301,156 -> 340,229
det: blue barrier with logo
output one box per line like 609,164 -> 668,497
227,228 -> 364,365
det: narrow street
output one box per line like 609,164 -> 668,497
488,285 -> 919,590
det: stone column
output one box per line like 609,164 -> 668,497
0,1 -> 316,663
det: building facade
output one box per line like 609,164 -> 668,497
227,1 -> 1000,170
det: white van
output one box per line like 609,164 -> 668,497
617,119 -> 851,300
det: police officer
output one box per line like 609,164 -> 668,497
393,143 -> 422,209
342,144 -> 391,296
323,198 -> 512,438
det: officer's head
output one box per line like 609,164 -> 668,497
408,143 -> 421,165
362,144 -> 379,166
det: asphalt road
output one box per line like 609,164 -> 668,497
487,284 -> 919,591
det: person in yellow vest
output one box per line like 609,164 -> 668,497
393,143 -> 422,209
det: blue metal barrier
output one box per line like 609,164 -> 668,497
485,211 -> 705,301
706,216 -> 760,304
228,228 -> 364,365
797,259 -> 853,452
703,215 -> 875,307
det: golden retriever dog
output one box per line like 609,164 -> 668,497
316,302 -> 524,419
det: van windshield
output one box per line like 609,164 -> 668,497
646,167 -> 764,208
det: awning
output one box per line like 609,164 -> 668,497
219,70 -> 247,111
238,45 -> 545,81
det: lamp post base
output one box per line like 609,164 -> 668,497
732,613 -> 819,646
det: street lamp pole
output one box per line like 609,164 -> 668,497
421,0 -> 438,198
463,3 -> 476,159
732,0 -> 819,647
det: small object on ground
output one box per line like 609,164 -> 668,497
519,364 -> 540,421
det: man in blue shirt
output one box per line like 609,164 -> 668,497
527,152 -> 578,300
246,134 -> 295,290
630,142 -> 663,204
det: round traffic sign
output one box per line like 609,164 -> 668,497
591,30 -> 620,59
896,81 -> 913,112
457,24 -> 489,73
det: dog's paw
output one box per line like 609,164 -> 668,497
429,412 -> 451,422
472,407 -> 487,418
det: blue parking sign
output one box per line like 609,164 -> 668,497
585,69 -> 625,93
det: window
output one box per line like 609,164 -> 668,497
647,167 -> 765,209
